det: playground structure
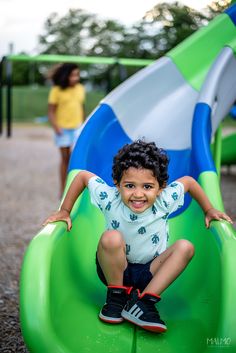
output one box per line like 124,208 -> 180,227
20,4 -> 236,353
0,55 -> 152,137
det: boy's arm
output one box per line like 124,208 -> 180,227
177,176 -> 233,228
43,170 -> 95,230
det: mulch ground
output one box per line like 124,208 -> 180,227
0,125 -> 235,352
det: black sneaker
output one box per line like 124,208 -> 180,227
121,290 -> 167,332
99,286 -> 132,323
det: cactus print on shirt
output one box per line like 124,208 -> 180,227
88,175 -> 184,264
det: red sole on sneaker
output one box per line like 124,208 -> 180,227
99,316 -> 124,324
142,325 -> 167,333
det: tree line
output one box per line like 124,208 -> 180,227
8,1 -> 232,86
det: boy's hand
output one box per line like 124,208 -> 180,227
205,208 -> 233,228
43,209 -> 72,231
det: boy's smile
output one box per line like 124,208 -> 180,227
116,167 -> 162,213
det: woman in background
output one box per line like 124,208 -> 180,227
48,63 -> 86,196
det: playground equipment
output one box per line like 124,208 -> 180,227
0,55 -> 152,137
20,4 -> 236,353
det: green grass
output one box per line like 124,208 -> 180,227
222,115 -> 236,128
2,86 -> 105,122
2,86 -> 236,129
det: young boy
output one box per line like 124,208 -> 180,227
43,140 -> 232,333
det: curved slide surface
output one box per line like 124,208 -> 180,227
21,5 -> 236,353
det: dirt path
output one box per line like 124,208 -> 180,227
0,125 -> 235,352
0,125 -> 59,352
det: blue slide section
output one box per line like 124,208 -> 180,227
69,103 -> 193,213
191,103 -> 216,179
69,104 -> 131,184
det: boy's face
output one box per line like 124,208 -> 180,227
116,167 -> 162,213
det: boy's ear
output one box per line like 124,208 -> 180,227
156,182 -> 166,196
156,188 -> 162,196
113,179 -> 119,186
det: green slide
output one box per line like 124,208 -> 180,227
20,173 -> 236,353
20,5 -> 236,353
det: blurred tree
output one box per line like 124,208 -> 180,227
12,61 -> 29,85
10,1 -> 232,85
39,2 -> 232,59
38,9 -> 127,57
205,0 -> 232,17
143,0 -> 232,56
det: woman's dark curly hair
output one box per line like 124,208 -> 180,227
51,63 -> 79,89
112,140 -> 169,187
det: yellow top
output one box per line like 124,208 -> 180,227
48,84 -> 85,129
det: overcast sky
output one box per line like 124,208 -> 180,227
0,0 -> 213,57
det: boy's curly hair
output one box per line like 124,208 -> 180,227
112,140 -> 169,187
51,63 -> 79,89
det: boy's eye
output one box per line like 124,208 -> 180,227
144,184 -> 153,190
125,183 -> 134,189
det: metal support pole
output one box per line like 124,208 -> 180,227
106,67 -> 112,94
106,61 -> 125,93
117,63 -> 128,83
6,59 -> 12,138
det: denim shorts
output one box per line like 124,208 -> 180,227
96,254 -> 153,292
54,127 -> 81,148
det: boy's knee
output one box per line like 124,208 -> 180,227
99,230 -> 125,251
175,239 -> 195,259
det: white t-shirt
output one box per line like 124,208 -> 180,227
88,175 -> 184,264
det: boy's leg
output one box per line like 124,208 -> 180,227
97,230 -> 131,323
145,239 -> 195,295
97,230 -> 128,286
121,239 -> 194,332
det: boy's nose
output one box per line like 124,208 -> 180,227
133,189 -> 144,197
